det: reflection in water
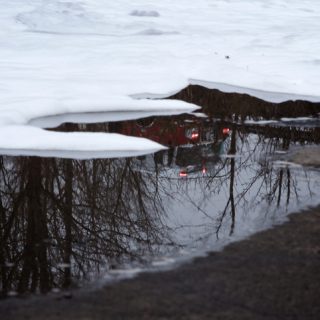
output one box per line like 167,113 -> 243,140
170,84 -> 320,120
0,155 -> 168,296
1,87 -> 320,298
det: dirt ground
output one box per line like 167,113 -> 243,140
1,205 -> 319,320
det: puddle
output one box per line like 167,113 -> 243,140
0,86 -> 320,298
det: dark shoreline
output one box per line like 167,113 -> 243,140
1,206 -> 319,320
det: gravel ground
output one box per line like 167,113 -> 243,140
1,206 -> 319,320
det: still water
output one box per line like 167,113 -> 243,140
1,86 -> 320,298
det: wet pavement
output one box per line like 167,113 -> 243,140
1,206 -> 319,320
0,86 -> 320,317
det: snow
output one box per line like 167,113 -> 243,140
0,125 -> 166,159
0,0 -> 320,156
29,110 -> 198,129
130,10 -> 160,17
244,119 -> 278,125
189,80 -> 320,104
281,117 -> 313,122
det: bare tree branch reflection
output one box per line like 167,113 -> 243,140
1,103 -> 319,297
0,154 -> 170,296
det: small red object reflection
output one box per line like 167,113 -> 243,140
191,132 -> 199,140
222,128 -> 230,134
202,167 -> 207,174
179,170 -> 188,177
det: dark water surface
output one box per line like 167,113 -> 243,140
1,86 -> 320,298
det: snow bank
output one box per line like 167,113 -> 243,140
29,110 -> 197,129
0,0 -> 319,156
0,125 -> 166,159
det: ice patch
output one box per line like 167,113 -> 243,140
0,126 -> 166,159
152,258 -> 175,267
244,119 -> 278,125
0,97 -> 198,127
57,263 -> 71,269
107,268 -> 143,280
137,28 -> 178,36
16,1 -> 103,34
272,160 -> 302,168
130,10 -> 160,17
281,117 -> 314,122
0,97 -> 196,157
29,110 -> 196,129
220,154 -> 241,159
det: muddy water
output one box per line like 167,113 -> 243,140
1,86 -> 320,298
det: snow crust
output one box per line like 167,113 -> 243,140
0,0 -> 320,155
0,125 -> 166,159
29,110 -> 196,129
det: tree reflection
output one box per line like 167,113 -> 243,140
0,154 -> 168,297
0,111 -> 319,298
170,84 -> 320,120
